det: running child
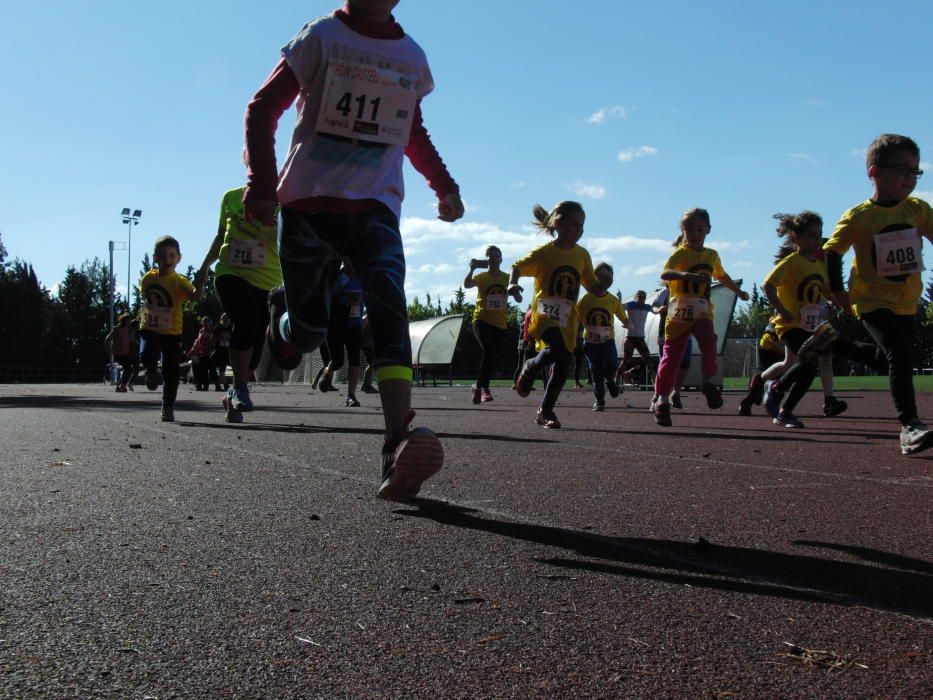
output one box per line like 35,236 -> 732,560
139,235 -> 197,422
186,316 -> 217,391
244,0 -> 464,499
576,263 -> 629,411
317,266 -> 365,407
510,201 -> 601,428
464,245 -> 509,403
104,313 -> 135,393
653,208 -> 749,427
738,323 -> 783,416
824,133 -> 933,455
649,284 -> 692,411
618,290 -> 652,385
760,211 -> 827,428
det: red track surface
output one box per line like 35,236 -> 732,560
1,382 -> 931,697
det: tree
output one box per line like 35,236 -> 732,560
0,259 -> 52,367
407,296 -> 437,322
56,258 -> 113,369
729,283 -> 772,338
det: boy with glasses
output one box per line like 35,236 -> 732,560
824,133 -> 933,455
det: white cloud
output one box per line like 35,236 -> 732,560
914,190 -> 933,203
617,145 -> 658,162
418,263 -> 455,274
587,235 -> 673,255
634,260 -> 667,276
786,152 -> 812,161
587,105 -> 627,125
850,148 -> 867,160
708,239 -> 751,251
511,180 -> 527,189
568,180 -> 607,200
921,162 -> 933,172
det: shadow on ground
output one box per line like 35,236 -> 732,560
398,499 -> 933,619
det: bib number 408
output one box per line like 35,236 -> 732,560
335,92 -> 381,122
885,247 -> 916,266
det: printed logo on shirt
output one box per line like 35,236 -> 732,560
144,284 -> 173,309
586,307 -> 612,329
685,263 -> 713,297
548,265 -> 581,300
484,284 -> 508,311
796,273 -> 824,304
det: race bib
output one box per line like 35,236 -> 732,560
585,325 -> 611,343
316,58 -> 417,146
229,238 -> 267,268
669,296 -> 708,321
142,304 -> 173,330
537,296 -> 573,328
485,293 -> 506,311
875,228 -> 923,277
799,303 -> 821,332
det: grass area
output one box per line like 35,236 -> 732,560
477,376 -> 933,391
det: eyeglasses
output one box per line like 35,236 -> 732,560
878,164 -> 924,178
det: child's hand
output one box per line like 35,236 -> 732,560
738,290 -> 750,302
508,284 -> 523,303
683,272 -> 707,286
245,199 -> 277,226
438,193 -> 464,222
830,291 -> 854,316
777,309 -> 795,325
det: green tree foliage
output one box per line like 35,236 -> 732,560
0,257 -> 52,366
55,258 -> 113,369
729,283 -> 773,338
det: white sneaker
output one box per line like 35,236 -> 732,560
900,420 -> 933,455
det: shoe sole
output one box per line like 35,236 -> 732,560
265,326 -> 302,371
654,406 -> 672,427
222,397 -> 243,424
377,428 -> 444,502
774,419 -> 804,428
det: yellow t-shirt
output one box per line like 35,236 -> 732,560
512,241 -> 597,352
471,270 -> 510,329
214,187 -> 283,292
663,245 -> 724,339
763,252 -> 827,337
139,269 -> 195,336
576,292 -> 628,344
823,197 -> 933,316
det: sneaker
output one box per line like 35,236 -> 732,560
481,389 -> 494,403
774,409 -> 804,428
671,392 -> 684,410
900,420 -> 933,455
318,376 -> 336,393
749,373 -> 765,405
161,406 -> 175,422
535,409 -> 561,429
360,383 -> 379,394
145,370 -> 159,391
127,383 -> 134,391
606,379 -> 621,398
592,401 -> 605,412
377,412 -> 443,502
648,395 -> 659,413
265,286 -> 302,371
114,385 -> 124,393
513,359 -> 536,398
622,370 -> 632,385
701,383 -> 723,410
312,366 -> 325,390
654,401 -> 672,427
471,385 -> 482,404
230,384 -> 254,412
222,392 -> 243,424
345,395 -> 360,407
822,396 -> 848,417
738,398 -> 753,416
763,380 -> 784,419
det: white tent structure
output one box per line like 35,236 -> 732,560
410,314 -> 465,386
614,281 -> 740,389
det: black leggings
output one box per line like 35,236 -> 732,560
472,320 -> 506,389
861,309 -> 917,425
215,274 -> 270,371
529,327 -> 570,413
774,329 -> 817,412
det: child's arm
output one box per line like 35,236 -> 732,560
244,59 -> 300,225
463,262 -> 479,289
194,220 -> 226,299
716,272 -> 750,301
507,267 -> 524,303
763,282 -> 793,325
660,268 -> 706,286
405,101 -> 464,223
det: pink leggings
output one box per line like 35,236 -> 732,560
654,319 -> 718,397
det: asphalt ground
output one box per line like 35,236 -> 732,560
1,381 -> 931,699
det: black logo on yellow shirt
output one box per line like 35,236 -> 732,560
686,263 -> 713,297
548,266 -> 581,300
586,308 -> 612,328
145,284 -> 173,308
797,274 -> 823,304
486,284 -> 507,297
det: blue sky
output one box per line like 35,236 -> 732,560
3,1 -> 933,307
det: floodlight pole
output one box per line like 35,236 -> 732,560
121,208 -> 142,309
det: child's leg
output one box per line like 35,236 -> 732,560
819,353 -> 834,398
762,345 -> 795,382
277,208 -> 342,353
345,326 -> 362,397
536,328 -> 569,413
861,310 -> 917,425
584,342 -> 606,403
473,320 -> 499,390
654,331 -> 690,399
139,331 -> 160,373
776,330 -> 817,413
690,319 -> 718,380
161,336 -> 182,407
347,209 -> 413,436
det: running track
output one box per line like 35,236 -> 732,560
1,383 -> 931,698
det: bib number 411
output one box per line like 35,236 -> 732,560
335,92 -> 381,122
